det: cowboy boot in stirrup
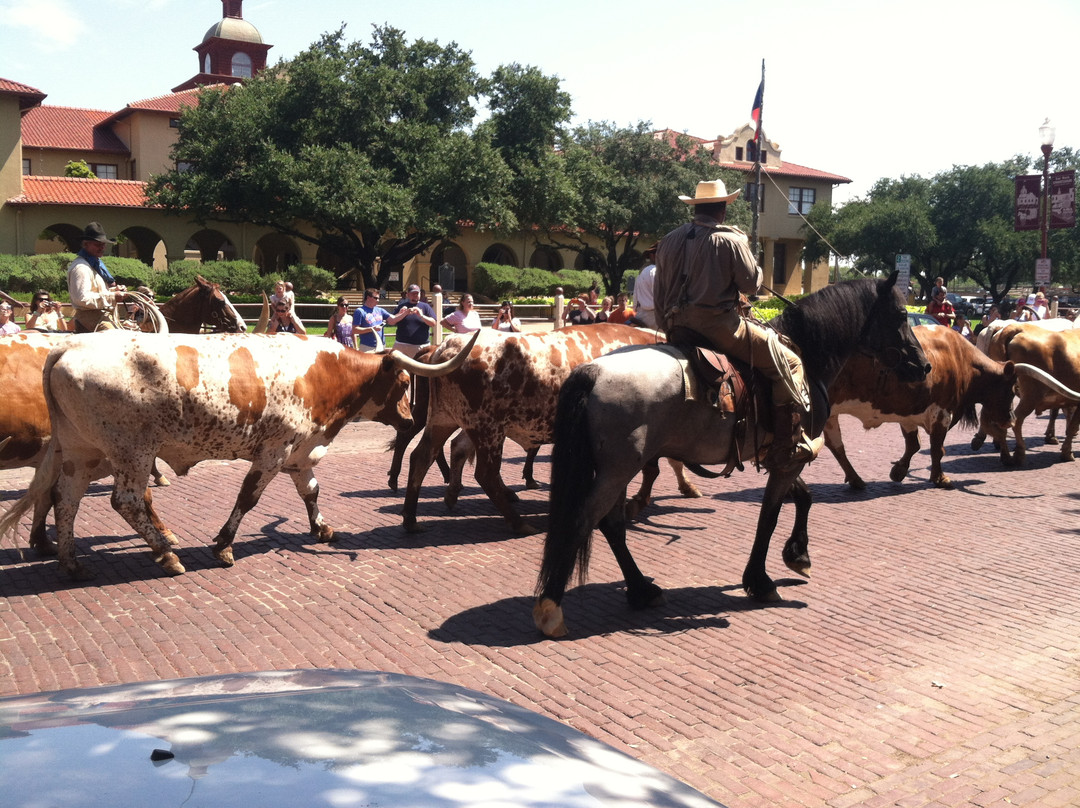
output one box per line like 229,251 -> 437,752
768,402 -> 817,471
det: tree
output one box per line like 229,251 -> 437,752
538,122 -> 738,295
147,26 -> 524,289
64,160 -> 95,178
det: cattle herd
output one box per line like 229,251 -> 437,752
2,301 -> 1080,637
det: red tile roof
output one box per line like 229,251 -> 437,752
0,77 -> 47,111
718,159 -> 851,184
22,106 -> 128,153
7,176 -> 153,208
101,86 -> 217,126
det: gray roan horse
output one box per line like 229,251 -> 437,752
533,272 -> 930,638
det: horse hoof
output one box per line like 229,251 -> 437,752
214,546 -> 235,567
443,492 -> 460,510
1045,436 -> 1059,445
627,582 -> 666,609
525,479 -> 541,491
846,477 -> 867,491
889,464 -> 908,483
752,589 -> 783,603
404,520 -> 427,535
30,539 -> 59,558
512,520 -> 539,536
784,557 -> 811,578
933,476 -> 954,490
679,483 -> 702,499
157,553 -> 186,576
970,434 -> 986,450
624,498 -> 645,522
533,598 -> 567,638
64,563 -> 96,582
154,476 -> 171,487
1060,452 -> 1075,463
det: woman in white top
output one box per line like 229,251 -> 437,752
491,300 -> 522,332
24,290 -> 70,332
442,293 -> 482,333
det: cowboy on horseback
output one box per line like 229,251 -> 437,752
654,179 -> 814,470
67,222 -> 127,333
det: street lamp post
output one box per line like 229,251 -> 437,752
1039,118 -> 1056,262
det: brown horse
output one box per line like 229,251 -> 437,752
152,275 -> 246,334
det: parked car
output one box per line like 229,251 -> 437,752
0,669 -> 724,808
908,311 -> 940,326
945,292 -> 975,316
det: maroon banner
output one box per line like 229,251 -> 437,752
1050,170 -> 1076,229
1015,175 -> 1041,231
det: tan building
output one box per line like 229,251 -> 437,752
0,0 -> 849,295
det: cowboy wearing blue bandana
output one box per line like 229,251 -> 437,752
67,222 -> 127,332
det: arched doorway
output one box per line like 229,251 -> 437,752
481,243 -> 518,268
315,246 -> 353,290
528,245 -> 563,271
253,233 -> 300,275
429,242 -> 468,291
34,223 -> 80,254
574,248 -> 606,272
185,229 -> 237,263
117,226 -> 167,269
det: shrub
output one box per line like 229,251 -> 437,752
158,260 -> 264,296
285,264 -> 336,297
473,263 -> 520,301
554,269 -> 602,299
518,267 -> 560,297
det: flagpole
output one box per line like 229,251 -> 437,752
751,60 -> 765,265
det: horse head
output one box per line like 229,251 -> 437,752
195,275 -> 246,333
859,271 -> 931,383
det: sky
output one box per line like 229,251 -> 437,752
3,0 -> 1077,204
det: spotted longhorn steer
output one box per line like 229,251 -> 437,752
0,330 -> 476,579
824,324 -> 1018,489
401,324 -> 684,534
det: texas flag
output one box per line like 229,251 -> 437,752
751,78 -> 764,142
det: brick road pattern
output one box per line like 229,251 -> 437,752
2,413 -> 1079,808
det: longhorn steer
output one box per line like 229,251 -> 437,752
400,325 -> 678,534
986,326 -> 1080,463
825,325 -> 1017,489
0,330 -> 476,579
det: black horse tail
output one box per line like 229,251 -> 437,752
536,364 -> 601,601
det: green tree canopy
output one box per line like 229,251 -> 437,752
537,122 -> 742,295
147,26 -> 532,289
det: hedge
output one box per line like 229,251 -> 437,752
473,263 -> 605,301
0,253 -> 155,299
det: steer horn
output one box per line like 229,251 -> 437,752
390,330 -> 480,378
253,293 -> 270,334
1013,362 -> 1080,401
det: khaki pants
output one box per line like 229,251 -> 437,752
392,341 -> 428,358
73,309 -> 115,333
668,307 -> 807,409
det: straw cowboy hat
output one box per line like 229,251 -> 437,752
679,179 -> 741,205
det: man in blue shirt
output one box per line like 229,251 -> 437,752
351,289 -> 393,352
387,284 -> 437,357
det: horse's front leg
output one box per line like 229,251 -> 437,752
781,476 -> 812,577
744,468 -> 802,602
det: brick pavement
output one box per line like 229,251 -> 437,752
2,414 -> 1079,808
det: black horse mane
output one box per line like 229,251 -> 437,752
771,278 -> 886,375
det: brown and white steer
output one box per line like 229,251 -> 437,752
400,324 -> 690,534
825,324 -> 1018,489
0,330 -> 476,579
985,325 -> 1080,463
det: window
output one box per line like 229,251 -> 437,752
746,140 -> 758,162
735,146 -> 744,161
231,52 -> 253,78
788,187 -> 815,215
22,158 -> 31,175
90,163 -> 118,180
169,118 -> 180,128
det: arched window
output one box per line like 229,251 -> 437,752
231,52 -> 253,78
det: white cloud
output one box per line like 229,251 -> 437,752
2,0 -> 81,52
